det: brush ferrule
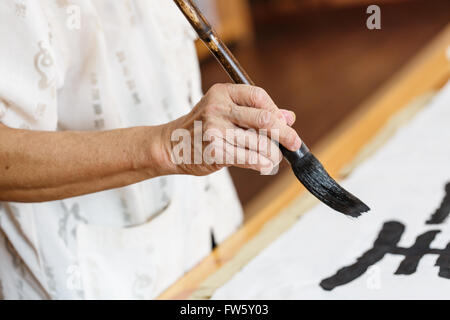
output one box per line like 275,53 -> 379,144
281,143 -> 310,165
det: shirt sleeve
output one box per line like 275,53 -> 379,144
0,1 -> 60,131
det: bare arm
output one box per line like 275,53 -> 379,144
0,123 -> 170,202
0,84 -> 299,203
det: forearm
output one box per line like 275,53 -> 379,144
0,124 -> 171,202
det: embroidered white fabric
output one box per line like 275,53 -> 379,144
0,0 -> 243,300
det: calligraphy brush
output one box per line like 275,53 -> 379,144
173,0 -> 370,217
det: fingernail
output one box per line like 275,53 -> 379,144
281,110 -> 295,126
260,158 -> 273,175
290,111 -> 296,123
260,165 -> 273,176
260,156 -> 270,165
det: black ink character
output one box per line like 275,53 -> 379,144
426,182 -> 450,225
320,181 -> 450,291
320,221 -> 450,291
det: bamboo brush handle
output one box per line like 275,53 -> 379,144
173,0 -> 307,161
173,0 -> 253,86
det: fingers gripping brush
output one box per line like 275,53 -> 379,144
174,0 -> 370,217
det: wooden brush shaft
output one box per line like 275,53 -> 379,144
173,0 -> 253,85
173,0 -> 303,160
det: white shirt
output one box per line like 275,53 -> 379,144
0,0 -> 243,300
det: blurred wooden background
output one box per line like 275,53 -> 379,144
196,0 -> 450,207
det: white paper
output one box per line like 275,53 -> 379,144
213,80 -> 450,300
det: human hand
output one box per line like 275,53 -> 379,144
161,84 -> 300,176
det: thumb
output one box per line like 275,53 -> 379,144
280,109 -> 296,127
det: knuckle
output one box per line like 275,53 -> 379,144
267,113 -> 277,127
257,110 -> 272,128
229,103 -> 238,118
204,103 -> 222,116
251,86 -> 268,106
224,83 -> 234,91
210,83 -> 226,94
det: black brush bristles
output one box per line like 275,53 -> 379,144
281,144 -> 370,217
291,151 -> 370,217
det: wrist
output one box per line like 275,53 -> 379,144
132,125 -> 177,178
